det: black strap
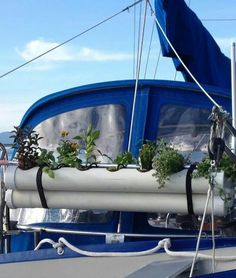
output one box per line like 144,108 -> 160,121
36,167 -> 48,209
185,163 -> 197,215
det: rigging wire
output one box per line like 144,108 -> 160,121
133,0 -> 137,79
153,49 -> 161,79
202,18 -> 236,22
128,0 -> 148,152
147,0 -> 221,109
134,1 -> 143,78
143,19 -> 155,79
174,70 -> 178,81
0,0 -> 143,80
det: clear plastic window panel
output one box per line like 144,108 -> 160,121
35,104 -> 126,162
16,104 -> 126,225
157,105 -> 211,162
15,208 -> 114,225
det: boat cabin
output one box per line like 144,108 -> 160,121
5,79 -> 232,252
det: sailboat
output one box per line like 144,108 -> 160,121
1,0 -> 236,277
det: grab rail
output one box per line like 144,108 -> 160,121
16,224 -> 217,240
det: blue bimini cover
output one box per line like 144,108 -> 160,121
154,0 -> 231,90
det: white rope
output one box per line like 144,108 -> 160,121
211,187 -> 216,273
35,236 -> 236,261
189,187 -> 212,277
34,238 -> 64,255
34,237 -> 168,257
163,240 -> 236,261
147,0 -> 221,109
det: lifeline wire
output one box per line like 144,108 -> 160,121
0,0 -> 143,80
147,0 -> 221,109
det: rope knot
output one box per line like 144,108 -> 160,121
53,242 -> 64,255
158,238 -> 171,249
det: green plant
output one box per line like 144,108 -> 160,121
219,154 -> 236,183
138,141 -> 158,171
193,157 -> 211,179
217,187 -> 233,214
107,151 -> 136,171
73,124 -> 100,166
10,125 -> 105,176
36,149 -> 57,178
114,151 -> 135,167
152,141 -> 184,188
57,131 -> 82,168
192,155 -> 236,212
11,126 -> 42,170
194,154 -> 236,183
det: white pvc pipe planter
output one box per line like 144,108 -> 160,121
4,166 -> 225,194
3,166 -> 234,216
5,190 -> 226,216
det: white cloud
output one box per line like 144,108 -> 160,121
17,39 -> 132,69
76,47 -> 132,61
18,39 -> 73,61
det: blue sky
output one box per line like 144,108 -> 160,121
0,0 -> 236,131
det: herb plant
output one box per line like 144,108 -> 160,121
73,124 -> 100,167
114,151 -> 135,166
195,154 -> 236,183
11,126 -> 42,170
218,154 -> 236,183
12,125 -> 188,188
192,157 -> 211,179
138,141 -> 158,171
194,154 -> 236,212
36,149 -> 57,178
111,151 -> 136,171
57,131 -> 82,168
152,141 -> 184,188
